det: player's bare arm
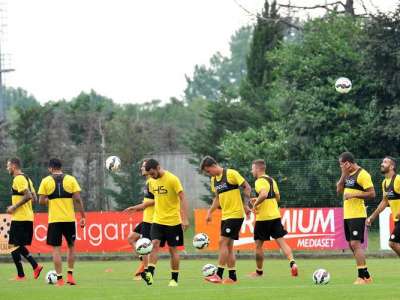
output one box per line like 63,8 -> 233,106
178,191 -> 190,231
7,188 -> 33,214
73,192 -> 86,228
367,197 -> 388,226
206,193 -> 220,223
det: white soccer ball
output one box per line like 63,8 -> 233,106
105,156 -> 121,172
202,263 -> 217,277
193,233 -> 209,250
45,270 -> 58,285
312,268 -> 330,285
335,77 -> 352,94
135,238 -> 153,255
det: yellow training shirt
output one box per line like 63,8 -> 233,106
343,168 -> 373,219
382,174 -> 400,222
254,176 -> 281,221
211,168 -> 245,220
38,174 -> 81,223
149,171 -> 183,226
142,178 -> 155,223
11,175 -> 35,222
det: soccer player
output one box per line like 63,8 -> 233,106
336,152 -> 375,285
38,158 -> 86,286
200,156 -> 251,284
6,158 -> 43,281
248,159 -> 298,278
367,156 -> 400,256
124,159 -> 155,282
144,159 -> 189,287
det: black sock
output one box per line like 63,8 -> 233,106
357,268 -> 363,278
171,271 -> 179,282
256,269 -> 263,275
67,271 -> 73,275
19,246 -> 38,269
229,269 -> 237,281
217,266 -> 224,278
11,248 -> 24,277
362,268 -> 370,279
57,275 -> 63,280
290,260 -> 296,268
148,265 -> 155,276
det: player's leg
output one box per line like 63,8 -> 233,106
226,238 -> 238,282
275,238 -> 298,276
47,222 -> 64,285
223,218 -> 243,284
168,246 -> 180,286
128,226 -> 143,280
389,241 -> 400,256
389,221 -> 400,256
349,218 -> 371,284
165,224 -> 183,287
10,247 -> 25,280
63,222 -> 77,285
9,221 -> 25,280
248,240 -> 264,278
19,221 -> 43,279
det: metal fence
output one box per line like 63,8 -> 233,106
0,156 -> 387,225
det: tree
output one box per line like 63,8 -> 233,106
184,26 -> 252,102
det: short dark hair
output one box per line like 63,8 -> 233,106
200,156 -> 217,170
252,159 -> 266,169
49,158 -> 62,170
145,159 -> 159,171
8,158 -> 21,168
339,152 -> 355,163
385,156 -> 397,171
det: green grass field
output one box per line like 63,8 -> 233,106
0,258 -> 399,300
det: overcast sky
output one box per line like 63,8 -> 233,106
2,0 -> 397,104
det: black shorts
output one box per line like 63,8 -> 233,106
344,218 -> 366,243
221,218 -> 244,240
389,221 -> 400,243
254,218 -> 287,241
150,223 -> 183,247
47,222 -> 76,247
9,221 -> 33,246
134,222 -> 152,239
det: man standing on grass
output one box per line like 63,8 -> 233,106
337,152 -> 375,285
367,156 -> 400,256
38,158 -> 86,286
6,158 -> 43,281
248,159 -> 298,278
200,155 -> 251,284
144,159 -> 189,287
124,159 -> 156,282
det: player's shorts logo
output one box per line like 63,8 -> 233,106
226,228 -> 231,233
352,230 -> 358,236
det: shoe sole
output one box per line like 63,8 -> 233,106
34,266 -> 44,280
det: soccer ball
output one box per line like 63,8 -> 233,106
202,263 -> 217,277
135,238 -> 153,255
105,156 -> 121,172
193,233 -> 209,249
335,77 -> 352,94
45,270 -> 58,284
312,268 -> 330,285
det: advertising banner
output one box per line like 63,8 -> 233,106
195,207 -> 368,251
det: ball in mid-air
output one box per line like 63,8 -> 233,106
335,77 -> 352,94
135,238 -> 153,255
193,233 -> 210,250
105,156 -> 121,172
